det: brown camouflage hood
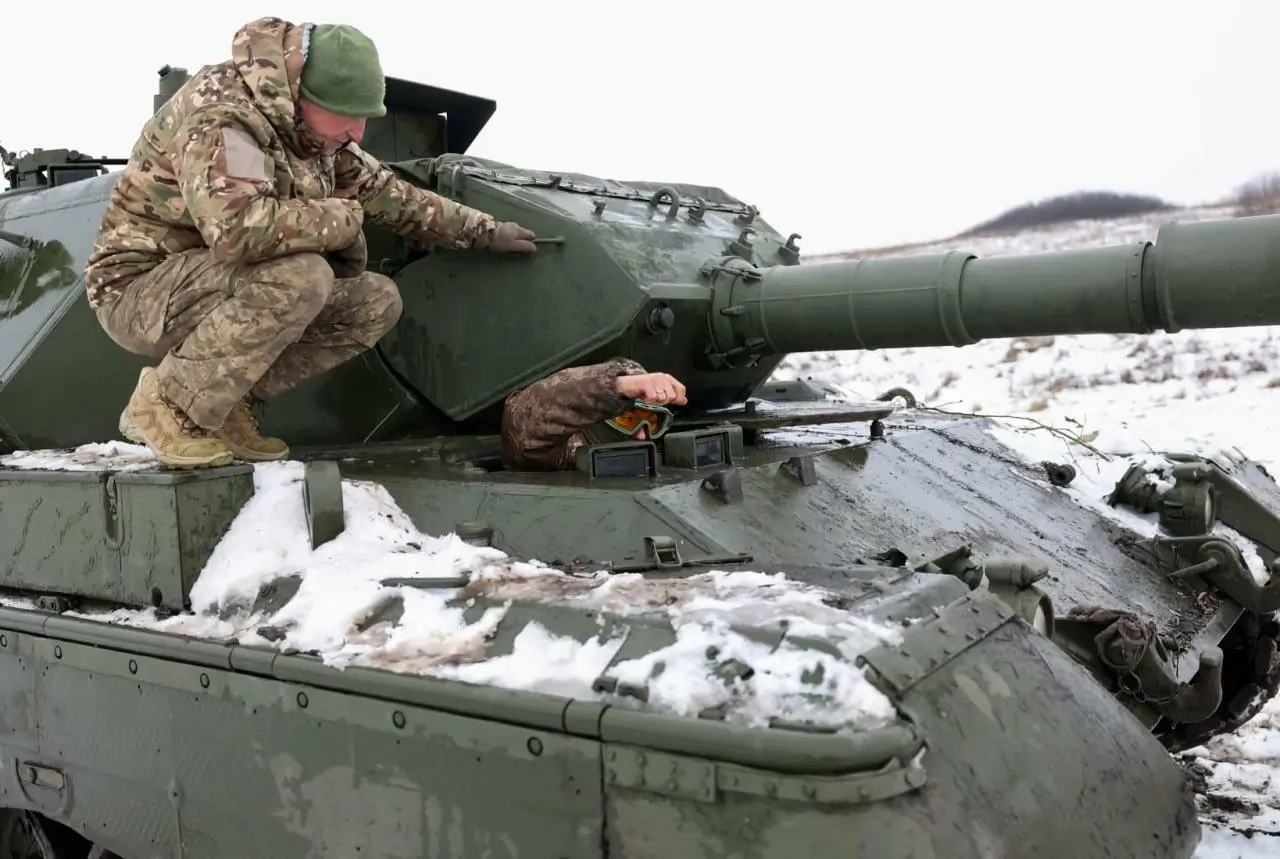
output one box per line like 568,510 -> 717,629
230,17 -> 326,160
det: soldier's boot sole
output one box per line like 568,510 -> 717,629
214,435 -> 290,463
155,450 -> 234,469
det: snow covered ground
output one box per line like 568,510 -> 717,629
1,201 -> 1278,855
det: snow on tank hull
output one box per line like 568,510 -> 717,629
590,587 -> 1203,859
302,398 -> 1280,756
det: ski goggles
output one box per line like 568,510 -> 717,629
605,402 -> 675,438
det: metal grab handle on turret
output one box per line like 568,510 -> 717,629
431,235 -> 564,253
0,230 -> 36,251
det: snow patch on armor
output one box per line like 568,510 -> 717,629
0,445 -> 900,732
0,441 -> 158,472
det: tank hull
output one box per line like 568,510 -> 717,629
0,583 -> 1201,859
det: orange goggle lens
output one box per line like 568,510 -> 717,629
606,405 -> 674,438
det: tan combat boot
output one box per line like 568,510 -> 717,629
215,394 -> 289,462
119,368 -> 233,469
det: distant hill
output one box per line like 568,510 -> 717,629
804,172 -> 1280,263
954,190 -> 1178,237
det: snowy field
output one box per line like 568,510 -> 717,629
1,202 -> 1278,855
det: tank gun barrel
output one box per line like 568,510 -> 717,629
705,214 -> 1280,361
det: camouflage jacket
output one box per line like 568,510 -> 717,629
83,16 -> 496,309
500,359 -> 647,471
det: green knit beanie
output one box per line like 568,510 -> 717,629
299,23 -> 387,118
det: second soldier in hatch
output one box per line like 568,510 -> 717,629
84,16 -> 537,469
500,359 -> 688,471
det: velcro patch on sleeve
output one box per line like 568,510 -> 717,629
220,126 -> 269,182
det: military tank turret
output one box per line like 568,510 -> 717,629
0,63 -> 1275,858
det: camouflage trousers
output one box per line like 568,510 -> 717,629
94,249 -> 403,430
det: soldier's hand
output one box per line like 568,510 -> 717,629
327,230 -> 368,278
486,221 -> 537,253
617,373 -> 687,406
320,198 -> 365,251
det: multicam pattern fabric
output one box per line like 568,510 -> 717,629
499,359 -> 647,471
94,247 -> 403,431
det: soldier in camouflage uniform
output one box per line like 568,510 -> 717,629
500,359 -> 688,471
84,17 -> 536,468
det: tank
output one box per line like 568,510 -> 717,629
0,64 -> 1275,858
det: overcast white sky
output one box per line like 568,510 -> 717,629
3,0 -> 1277,253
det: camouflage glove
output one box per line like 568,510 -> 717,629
326,229 -> 368,278
481,221 -> 537,253
318,198 -> 365,252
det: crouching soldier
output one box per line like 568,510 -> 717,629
87,17 -> 536,469
499,359 -> 687,471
